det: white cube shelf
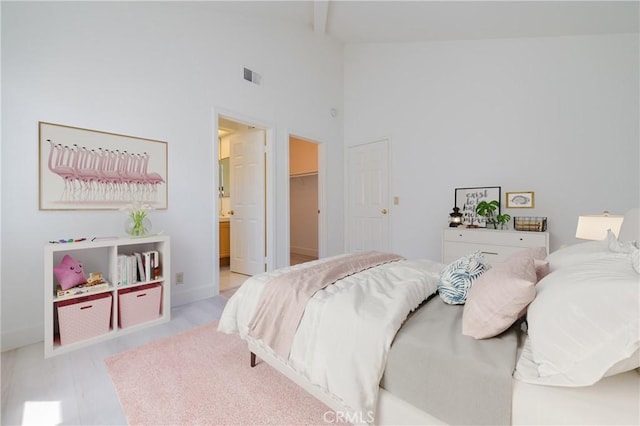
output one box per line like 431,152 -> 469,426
44,235 -> 170,358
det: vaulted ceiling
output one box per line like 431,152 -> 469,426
210,1 -> 639,44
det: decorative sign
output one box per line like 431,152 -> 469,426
454,186 -> 501,227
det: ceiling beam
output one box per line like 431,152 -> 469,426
313,0 -> 329,36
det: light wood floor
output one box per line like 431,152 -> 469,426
219,265 -> 250,293
1,296 -> 229,426
291,253 -> 317,266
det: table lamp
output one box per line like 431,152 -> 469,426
575,211 -> 624,240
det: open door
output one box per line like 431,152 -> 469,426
229,129 -> 266,276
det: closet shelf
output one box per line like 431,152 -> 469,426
290,172 -> 318,178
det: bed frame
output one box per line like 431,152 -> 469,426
249,342 -> 639,425
245,208 -> 640,425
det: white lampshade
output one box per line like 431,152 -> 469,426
575,212 -> 624,240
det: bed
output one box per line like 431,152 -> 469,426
218,208 -> 640,425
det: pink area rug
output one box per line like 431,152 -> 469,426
105,322 -> 332,425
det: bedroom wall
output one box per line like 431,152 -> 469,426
344,34 -> 639,260
1,2 -> 344,350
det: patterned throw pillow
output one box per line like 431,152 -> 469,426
438,251 -> 488,304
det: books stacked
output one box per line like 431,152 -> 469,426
56,281 -> 110,298
116,251 -> 160,286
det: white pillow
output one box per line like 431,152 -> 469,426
605,229 -> 640,274
632,249 -> 640,274
607,229 -> 637,254
516,255 -> 639,386
545,240 -> 609,271
617,207 -> 640,245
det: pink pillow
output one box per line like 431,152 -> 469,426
53,254 -> 87,290
506,246 -> 550,281
462,256 -> 537,339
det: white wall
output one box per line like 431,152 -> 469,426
1,2 -> 344,350
344,34 -> 639,260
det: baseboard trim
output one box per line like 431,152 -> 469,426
172,284 -> 217,307
290,246 -> 318,258
1,323 -> 43,352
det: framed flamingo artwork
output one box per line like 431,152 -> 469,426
38,122 -> 168,210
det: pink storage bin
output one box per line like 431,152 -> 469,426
118,283 -> 162,329
57,293 -> 112,346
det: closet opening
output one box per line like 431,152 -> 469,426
289,136 -> 319,265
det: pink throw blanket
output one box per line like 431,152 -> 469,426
247,251 -> 404,358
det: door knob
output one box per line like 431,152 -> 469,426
228,210 -> 235,215
381,209 -> 388,215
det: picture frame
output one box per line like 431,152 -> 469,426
39,122 -> 168,210
506,191 -> 535,208
454,186 -> 501,227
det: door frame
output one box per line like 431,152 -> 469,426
285,130 -> 327,264
213,108 -> 276,293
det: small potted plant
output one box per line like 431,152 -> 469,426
476,200 -> 511,229
495,212 -> 511,230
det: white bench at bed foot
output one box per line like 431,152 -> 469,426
376,369 -> 640,425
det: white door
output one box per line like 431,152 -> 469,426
347,139 -> 390,252
230,130 -> 266,275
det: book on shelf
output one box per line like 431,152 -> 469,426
117,254 -> 139,287
117,254 -> 127,286
129,254 -> 137,284
116,251 -> 160,286
56,281 -> 109,298
142,250 -> 160,281
134,252 -> 145,282
151,250 -> 160,280
143,251 -> 152,282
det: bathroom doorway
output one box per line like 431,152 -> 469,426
217,115 -> 268,293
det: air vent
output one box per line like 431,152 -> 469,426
243,67 -> 262,85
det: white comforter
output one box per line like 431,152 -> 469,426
218,255 -> 442,422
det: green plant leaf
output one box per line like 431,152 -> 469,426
476,200 -> 499,217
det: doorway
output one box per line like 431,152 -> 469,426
216,114 -> 269,293
289,136 -> 319,265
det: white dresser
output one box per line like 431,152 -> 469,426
442,228 -> 549,265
